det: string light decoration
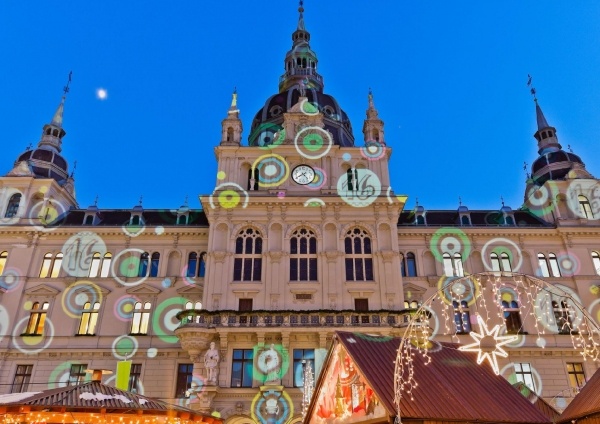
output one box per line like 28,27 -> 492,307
301,359 -> 315,420
394,272 -> 600,421
458,314 -> 519,374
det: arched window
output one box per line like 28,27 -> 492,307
0,251 -> 7,276
404,300 -> 420,309
50,253 -> 63,278
491,252 -> 512,273
177,215 -> 186,225
453,300 -> 471,334
187,252 -> 198,277
538,253 -> 550,277
592,251 -> 600,275
443,253 -> 463,277
198,252 -> 206,277
185,301 -> 202,310
25,302 -> 49,335
131,302 -> 152,335
226,127 -> 234,142
346,169 -> 357,193
100,253 -> 112,278
502,300 -> 522,334
578,195 -> 594,219
490,253 -> 501,273
4,193 -> 22,218
131,215 -> 140,226
84,215 -> 94,225
77,302 -> 100,335
416,215 -> 425,225
344,228 -> 373,281
505,215 -> 515,225
290,228 -> 318,281
233,228 -> 263,281
401,252 -> 417,277
88,252 -> 112,278
461,215 -> 470,226
548,253 -> 561,277
150,252 -> 160,277
138,252 -> 149,277
372,129 -> 379,142
39,253 -> 53,278
247,168 -> 259,191
500,253 -> 512,272
552,300 -> 573,334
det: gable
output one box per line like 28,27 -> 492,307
125,284 -> 162,296
24,284 -> 60,297
176,284 -> 203,297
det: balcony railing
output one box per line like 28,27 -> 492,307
175,309 -> 418,329
279,68 -> 323,84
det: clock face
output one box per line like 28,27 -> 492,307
292,165 -> 315,185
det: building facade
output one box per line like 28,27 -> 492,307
0,4 -> 599,424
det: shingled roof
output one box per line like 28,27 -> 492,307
558,368 -> 600,423
307,331 -> 552,423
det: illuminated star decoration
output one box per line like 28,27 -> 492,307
458,314 -> 518,375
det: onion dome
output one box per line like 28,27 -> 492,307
10,94 -> 71,184
529,101 -> 591,185
248,1 -> 355,147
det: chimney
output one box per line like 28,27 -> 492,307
85,369 -> 113,383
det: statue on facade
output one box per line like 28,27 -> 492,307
204,342 -> 220,385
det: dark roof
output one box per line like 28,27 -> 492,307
558,368 -> 600,422
47,209 -> 208,227
318,331 -> 551,423
398,209 -> 551,227
513,382 -> 560,422
0,381 -> 222,422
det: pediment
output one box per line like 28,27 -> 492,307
403,282 -> 427,297
24,284 -> 60,297
125,284 -> 162,296
176,284 -> 203,296
68,281 -> 111,297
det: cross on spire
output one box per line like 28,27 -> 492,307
458,196 -> 462,206
527,74 -> 537,102
139,195 -> 143,206
63,71 -> 73,97
94,195 -> 99,207
500,196 -> 505,207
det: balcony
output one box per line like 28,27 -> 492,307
175,309 -> 418,330
279,68 -> 323,84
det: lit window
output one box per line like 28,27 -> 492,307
185,301 -> 202,310
131,302 -> 151,335
290,228 -> 318,281
231,349 -> 254,388
514,363 -> 536,393
233,228 -> 263,281
40,253 -> 63,278
87,252 -> 112,277
4,193 -> 22,218
502,300 -> 522,334
578,195 -> 594,219
592,251 -> 600,275
491,252 -> 512,274
77,302 -> 100,335
453,300 -> 471,334
175,363 -> 194,398
68,364 -> 88,386
401,252 -> 417,277
344,228 -> 374,281
10,365 -> 33,393
537,253 -> 550,277
50,253 -> 63,278
293,349 -> 315,387
129,364 -> 142,393
548,253 -> 561,277
443,253 -> 464,277
552,300 -> 574,334
404,300 -> 420,309
24,302 -> 49,335
566,363 -> 586,392
0,251 -> 7,275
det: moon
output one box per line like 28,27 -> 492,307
96,88 -> 108,100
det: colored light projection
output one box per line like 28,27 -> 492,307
395,272 -> 600,413
309,343 -> 385,424
208,94 -> 407,211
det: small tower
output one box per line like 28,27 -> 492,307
220,89 -> 242,146
279,1 -> 323,93
362,89 -> 385,143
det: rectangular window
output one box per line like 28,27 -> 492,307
25,302 -> 50,335
514,363 -> 536,392
354,299 -> 369,312
77,302 -> 100,335
231,349 -> 254,388
239,298 -> 253,312
566,363 -> 586,392
175,363 -> 194,398
131,302 -> 151,335
68,364 -> 88,386
128,364 -> 142,393
11,365 -> 33,393
293,349 -> 315,387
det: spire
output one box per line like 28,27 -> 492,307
50,71 -> 72,128
527,75 -> 560,154
362,88 -> 384,143
37,72 -> 72,153
297,0 -> 305,30
221,88 -> 243,146
279,1 -> 324,93
535,101 -> 550,130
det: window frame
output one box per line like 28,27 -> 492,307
4,193 -> 22,218
289,228 -> 318,281
592,251 -> 600,276
344,228 -> 374,281
68,364 -> 88,386
293,349 -> 315,387
24,302 -> 50,335
174,363 -> 194,398
130,301 -> 152,335
77,301 -> 101,336
452,300 -> 471,334
566,362 -> 586,392
10,365 -> 33,393
578,195 -> 594,219
128,363 -> 143,393
231,349 -> 254,388
0,251 -> 7,276
401,252 -> 417,277
502,299 -> 523,334
233,228 -> 263,282
514,362 -> 536,393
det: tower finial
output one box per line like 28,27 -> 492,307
458,196 -> 462,206
500,195 -> 505,207
94,195 -> 99,207
139,195 -> 143,206
368,87 -> 374,109
63,71 -> 73,97
231,87 -> 238,109
184,195 -> 189,207
297,0 -> 305,30
70,160 -> 77,178
527,74 -> 537,103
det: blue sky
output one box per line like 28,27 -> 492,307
2,1 -> 600,211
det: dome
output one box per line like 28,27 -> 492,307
249,87 -> 355,147
531,149 -> 585,185
16,147 -> 69,183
